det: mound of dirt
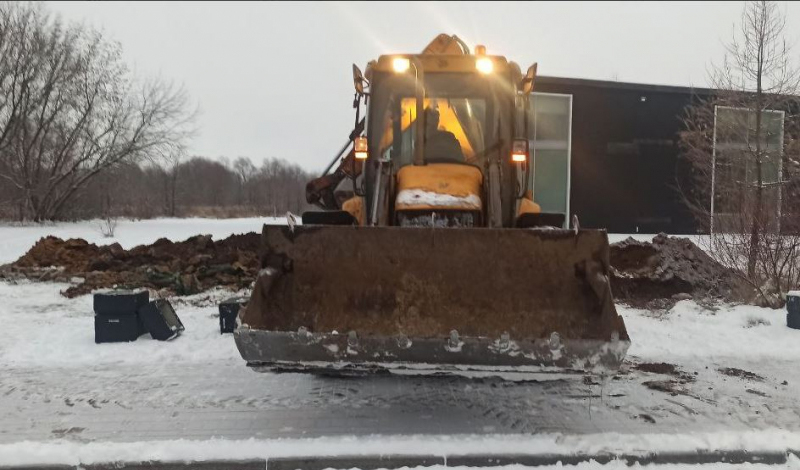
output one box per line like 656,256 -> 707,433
634,362 -> 679,375
3,230 -> 745,306
718,367 -> 764,381
609,233 -> 745,307
2,233 -> 260,298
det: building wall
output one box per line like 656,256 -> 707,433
536,77 -> 706,234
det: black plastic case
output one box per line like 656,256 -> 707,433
219,297 -> 248,334
138,299 -> 184,341
788,293 -> 800,329
93,290 -> 149,316
95,314 -> 141,343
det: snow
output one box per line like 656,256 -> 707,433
621,300 -> 800,363
396,189 -> 482,210
0,281 -> 244,368
0,216 -> 284,264
4,243 -> 792,371
3,220 -> 800,466
3,431 -> 800,466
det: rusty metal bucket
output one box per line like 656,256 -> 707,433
235,224 -> 629,373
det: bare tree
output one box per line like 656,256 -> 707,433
161,150 -> 183,217
32,154 -> 314,220
0,2 -> 193,221
233,156 -> 256,206
680,1 -> 800,305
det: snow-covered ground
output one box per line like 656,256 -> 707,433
2,280 -> 795,378
626,300 -> 800,363
0,281 -> 244,368
3,432 -> 800,467
2,219 -> 800,467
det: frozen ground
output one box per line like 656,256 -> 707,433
4,431 -> 800,467
1,219 -> 800,466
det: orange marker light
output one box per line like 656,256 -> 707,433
511,139 -> 528,163
354,136 -> 368,160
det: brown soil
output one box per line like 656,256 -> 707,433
634,362 -> 678,375
634,361 -> 697,383
1,233 -> 259,298
609,233 -> 746,308
642,380 -> 683,396
2,230 -> 746,308
241,226 -> 627,341
718,367 -> 764,381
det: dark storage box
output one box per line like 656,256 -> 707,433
93,289 -> 149,343
94,290 -> 149,316
95,314 -> 142,343
219,297 -> 248,334
138,299 -> 184,341
788,292 -> 800,329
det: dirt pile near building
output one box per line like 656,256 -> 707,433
2,230 -> 745,305
609,233 -> 746,307
2,233 -> 259,298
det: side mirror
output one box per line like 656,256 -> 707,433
520,63 -> 538,96
353,64 -> 366,95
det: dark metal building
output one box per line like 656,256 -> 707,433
533,76 -> 711,234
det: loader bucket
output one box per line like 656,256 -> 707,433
235,225 -> 629,374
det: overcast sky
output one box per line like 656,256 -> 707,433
50,1 -> 799,172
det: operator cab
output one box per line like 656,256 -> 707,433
303,34 -> 565,229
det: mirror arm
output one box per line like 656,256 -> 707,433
352,95 -> 366,198
353,93 -> 361,127
517,92 -> 532,199
410,56 -> 426,166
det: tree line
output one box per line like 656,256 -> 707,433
96,155 -> 311,219
0,2 -> 314,221
1,154 -> 314,220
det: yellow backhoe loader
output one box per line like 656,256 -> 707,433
235,34 -> 629,374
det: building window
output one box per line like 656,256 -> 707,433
530,93 -> 572,221
712,106 -> 784,232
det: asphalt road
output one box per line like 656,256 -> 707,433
2,357 -> 798,444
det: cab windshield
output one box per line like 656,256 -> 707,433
368,72 -> 503,169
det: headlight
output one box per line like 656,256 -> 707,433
392,57 -> 410,73
476,57 -> 493,74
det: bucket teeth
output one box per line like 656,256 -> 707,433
499,332 -> 511,352
235,329 -> 631,371
448,330 -> 460,349
397,335 -> 411,349
347,330 -> 359,348
296,326 -> 311,343
549,332 -> 562,350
